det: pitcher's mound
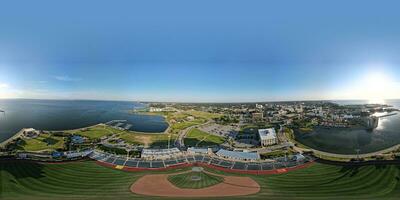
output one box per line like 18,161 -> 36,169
131,171 -> 260,197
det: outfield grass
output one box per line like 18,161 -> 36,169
1,161 -> 399,200
184,128 -> 225,147
208,163 -> 400,199
167,171 -> 224,189
16,133 -> 65,152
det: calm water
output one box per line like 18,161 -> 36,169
0,99 -> 168,142
295,99 -> 400,154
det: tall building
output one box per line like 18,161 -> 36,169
258,128 -> 277,146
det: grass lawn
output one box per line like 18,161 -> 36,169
1,161 -> 399,200
16,133 -> 65,152
171,121 -> 201,131
119,132 -> 176,148
184,128 -> 225,147
185,110 -> 222,120
167,171 -> 224,189
67,124 -> 175,148
68,125 -> 117,139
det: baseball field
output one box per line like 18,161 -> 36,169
1,160 -> 399,200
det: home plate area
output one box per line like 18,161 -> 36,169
131,167 -> 260,197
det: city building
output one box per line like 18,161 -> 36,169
252,112 -> 263,121
71,135 -> 85,144
258,128 -> 277,146
149,107 -> 163,112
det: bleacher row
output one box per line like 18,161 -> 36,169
89,151 -> 312,171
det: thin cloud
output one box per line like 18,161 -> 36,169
0,83 -> 9,88
54,75 -> 82,82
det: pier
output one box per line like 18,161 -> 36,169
377,113 -> 397,118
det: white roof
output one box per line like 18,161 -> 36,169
216,149 -> 260,160
142,148 -> 180,156
258,128 -> 276,140
187,147 -> 208,154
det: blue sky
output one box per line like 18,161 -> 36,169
0,0 -> 400,102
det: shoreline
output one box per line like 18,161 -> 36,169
0,128 -> 26,149
287,128 -> 400,161
0,111 -> 171,144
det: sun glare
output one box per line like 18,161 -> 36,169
359,72 -> 395,103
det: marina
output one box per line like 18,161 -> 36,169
105,120 -> 134,130
0,99 -> 169,143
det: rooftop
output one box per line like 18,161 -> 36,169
187,147 -> 208,154
258,128 -> 276,140
142,148 -> 181,156
216,149 -> 260,160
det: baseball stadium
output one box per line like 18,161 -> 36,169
1,147 -> 400,200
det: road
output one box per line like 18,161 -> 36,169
309,144 -> 400,159
175,120 -> 213,150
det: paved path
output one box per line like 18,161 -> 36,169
310,144 -> 400,159
175,121 -> 212,150
0,128 -> 26,149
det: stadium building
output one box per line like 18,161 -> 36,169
216,149 -> 260,161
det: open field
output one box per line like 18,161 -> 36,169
16,133 -> 65,152
67,124 -> 175,148
171,121 -> 202,131
1,160 -> 399,199
185,110 -> 222,120
167,171 -> 224,189
184,128 -> 225,147
67,125 -> 117,139
119,132 -> 175,148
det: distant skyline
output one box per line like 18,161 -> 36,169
1,0 -> 400,102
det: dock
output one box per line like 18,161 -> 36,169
105,119 -> 133,131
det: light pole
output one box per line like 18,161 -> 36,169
168,134 -> 171,150
355,149 -> 360,160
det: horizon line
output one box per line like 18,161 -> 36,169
0,97 -> 399,104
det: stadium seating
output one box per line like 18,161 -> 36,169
90,150 -> 313,173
